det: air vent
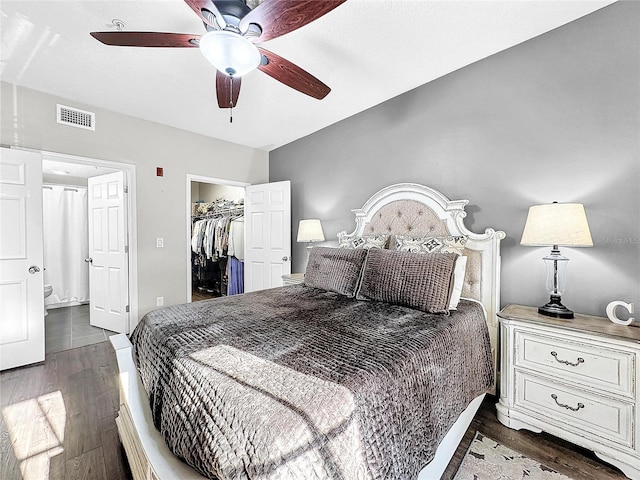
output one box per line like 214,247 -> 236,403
57,104 -> 95,131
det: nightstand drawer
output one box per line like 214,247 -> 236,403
515,329 -> 635,397
516,371 -> 634,449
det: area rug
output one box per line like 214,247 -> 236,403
453,432 -> 575,480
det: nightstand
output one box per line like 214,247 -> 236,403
281,273 -> 304,286
496,304 -> 640,479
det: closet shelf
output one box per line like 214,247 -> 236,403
192,201 -> 244,219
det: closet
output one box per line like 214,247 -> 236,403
191,182 -> 245,301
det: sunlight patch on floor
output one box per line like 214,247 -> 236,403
2,390 -> 66,479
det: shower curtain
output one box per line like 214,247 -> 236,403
43,185 -> 90,307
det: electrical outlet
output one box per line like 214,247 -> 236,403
156,238 -> 164,248
156,296 -> 164,307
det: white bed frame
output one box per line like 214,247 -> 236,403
110,183 -> 504,480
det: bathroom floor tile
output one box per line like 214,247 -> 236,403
45,310 -> 71,323
46,335 -> 72,354
45,304 -> 110,354
72,333 -> 107,349
45,319 -> 72,340
72,323 -> 105,338
71,307 -> 90,325
71,316 -> 91,327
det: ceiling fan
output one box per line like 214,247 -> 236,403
90,0 -> 346,114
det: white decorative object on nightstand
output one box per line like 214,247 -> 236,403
607,301 -> 635,326
281,273 -> 304,286
497,304 -> 640,480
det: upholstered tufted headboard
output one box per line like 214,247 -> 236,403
337,183 -> 505,393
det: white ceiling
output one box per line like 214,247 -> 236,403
41,157 -> 117,178
1,0 -> 615,152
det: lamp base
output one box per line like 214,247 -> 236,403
538,295 -> 574,319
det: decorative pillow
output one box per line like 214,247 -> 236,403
448,255 -> 467,310
356,249 -> 457,314
394,235 -> 468,310
304,247 -> 368,298
394,235 -> 467,255
338,233 -> 389,249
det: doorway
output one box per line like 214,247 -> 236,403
42,161 -> 112,310
41,151 -> 138,352
186,175 -> 248,302
41,180 -> 102,354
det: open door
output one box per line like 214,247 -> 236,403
87,171 -> 129,333
0,148 -> 45,370
244,181 -> 291,292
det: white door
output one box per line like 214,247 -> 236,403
245,181 -> 291,292
0,148 -> 45,370
87,172 -> 129,333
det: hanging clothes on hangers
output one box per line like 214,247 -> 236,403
227,217 -> 245,295
191,200 -> 244,296
227,257 -> 244,295
228,217 -> 244,261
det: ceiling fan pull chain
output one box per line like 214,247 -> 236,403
229,76 -> 234,123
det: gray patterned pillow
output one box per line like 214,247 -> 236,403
394,235 -> 467,254
304,247 -> 368,297
356,249 -> 457,314
338,233 -> 389,249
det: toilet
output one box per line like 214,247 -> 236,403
44,284 -> 53,316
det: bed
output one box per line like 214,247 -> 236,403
110,183 -> 505,480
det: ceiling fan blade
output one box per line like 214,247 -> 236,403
216,71 -> 242,108
258,47 -> 330,100
240,0 -> 346,42
90,32 -> 200,48
184,0 -> 227,29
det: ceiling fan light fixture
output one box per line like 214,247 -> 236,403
199,30 -> 261,77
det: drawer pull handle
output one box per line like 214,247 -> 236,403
551,394 -> 585,412
550,351 -> 584,367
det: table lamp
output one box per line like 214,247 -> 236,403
520,202 -> 593,319
297,219 -> 325,249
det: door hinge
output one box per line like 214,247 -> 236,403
125,245 -> 129,253
126,305 -> 130,313
124,185 -> 129,194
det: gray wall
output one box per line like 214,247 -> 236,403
270,1 -> 640,317
1,82 -> 269,319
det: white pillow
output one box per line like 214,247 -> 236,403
448,255 -> 467,310
337,233 -> 389,249
394,235 -> 467,255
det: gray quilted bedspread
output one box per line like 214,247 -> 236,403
130,285 -> 493,480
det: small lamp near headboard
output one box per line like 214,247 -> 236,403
520,202 -> 593,319
297,219 -> 325,249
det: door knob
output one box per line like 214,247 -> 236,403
85,257 -> 93,264
282,256 -> 290,262
28,265 -> 41,274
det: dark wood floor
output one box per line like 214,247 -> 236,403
0,341 -> 628,480
441,398 -> 627,480
0,341 -> 131,480
192,287 -> 220,302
